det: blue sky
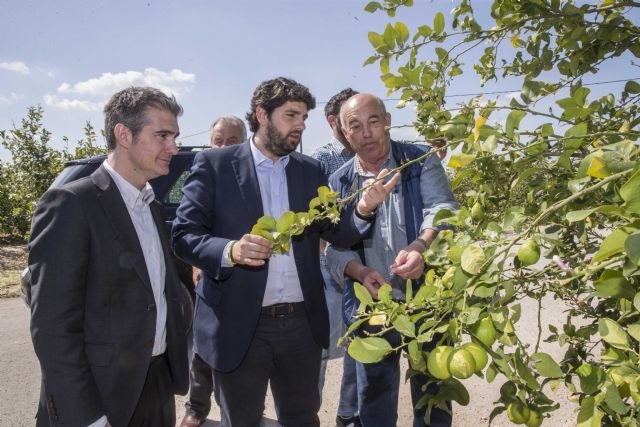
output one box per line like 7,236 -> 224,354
1,1 -> 638,161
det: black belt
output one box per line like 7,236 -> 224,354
261,302 -> 304,317
150,352 -> 166,363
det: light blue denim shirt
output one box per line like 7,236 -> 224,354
326,144 -> 458,300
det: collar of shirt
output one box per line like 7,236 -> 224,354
355,148 -> 393,178
103,160 -> 155,211
249,136 -> 290,170
327,137 -> 352,156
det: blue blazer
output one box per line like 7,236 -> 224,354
172,141 -> 371,372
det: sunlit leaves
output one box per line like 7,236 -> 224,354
348,336 -> 393,363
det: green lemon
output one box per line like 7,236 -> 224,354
473,317 -> 497,347
507,402 -> 531,425
462,342 -> 488,372
525,409 -> 543,427
517,239 -> 540,266
471,202 -> 485,221
447,348 -> 476,379
427,346 -> 454,380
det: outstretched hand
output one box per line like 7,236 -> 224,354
390,241 -> 426,280
356,168 -> 401,217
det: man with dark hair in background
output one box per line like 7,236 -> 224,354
29,86 -> 190,427
181,115 -> 247,427
172,77 -> 398,426
310,87 -> 361,427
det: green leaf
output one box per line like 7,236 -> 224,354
437,378 -> 470,406
566,205 -> 627,223
620,169 -> 640,214
505,110 -> 526,139
363,55 -> 378,66
595,269 -> 635,299
598,318 -> 631,350
364,1 -> 382,13
604,384 -> 629,415
392,314 -> 415,337
592,228 -> 631,264
353,282 -> 373,306
394,21 -> 409,46
377,283 -> 393,304
624,80 -> 640,94
256,215 -> 277,230
460,244 -> 486,275
448,153 -> 476,168
576,396 -> 604,427
563,122 -> 588,149
531,352 -> 563,378
276,211 -> 296,233
348,336 -> 392,363
433,12 -> 445,35
634,293 -> 640,311
625,231 -> 640,265
628,324 -> 640,343
576,363 -> 606,395
368,31 -> 387,53
407,340 -> 426,371
383,23 -> 396,50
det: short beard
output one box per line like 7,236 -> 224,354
264,120 -> 300,157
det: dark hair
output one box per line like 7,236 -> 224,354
324,88 -> 358,119
103,86 -> 183,150
246,77 -> 316,133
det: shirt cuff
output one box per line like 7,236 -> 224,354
221,240 -> 235,268
88,415 -> 108,427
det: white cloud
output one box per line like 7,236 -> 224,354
43,94 -> 102,111
0,61 -> 30,75
0,92 -> 24,105
57,67 -> 195,97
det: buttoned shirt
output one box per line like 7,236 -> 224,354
103,161 -> 167,355
250,138 -> 304,306
327,144 -> 458,299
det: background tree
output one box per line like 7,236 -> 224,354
0,107 -> 106,240
342,1 -> 640,425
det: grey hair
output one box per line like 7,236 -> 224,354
210,116 -> 247,141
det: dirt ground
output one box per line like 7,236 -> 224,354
0,246 -> 580,426
0,244 -> 27,298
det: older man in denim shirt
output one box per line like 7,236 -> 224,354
326,93 -> 458,427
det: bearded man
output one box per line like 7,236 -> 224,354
172,77 -> 398,427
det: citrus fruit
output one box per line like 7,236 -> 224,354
368,312 -> 387,326
526,409 -> 543,427
462,342 -> 488,372
507,402 -> 531,425
471,202 -> 485,221
427,346 -> 454,380
447,348 -> 476,379
473,317 -> 497,347
517,239 -> 540,266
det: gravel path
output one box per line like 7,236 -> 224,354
0,297 -> 579,426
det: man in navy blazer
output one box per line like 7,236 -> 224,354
172,77 -> 399,426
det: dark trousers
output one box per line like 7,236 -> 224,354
128,353 -> 176,427
213,306 -> 322,427
185,353 -> 216,420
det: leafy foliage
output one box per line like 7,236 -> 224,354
343,1 -> 640,425
0,107 -> 106,240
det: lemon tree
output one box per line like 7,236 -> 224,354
342,1 -> 640,425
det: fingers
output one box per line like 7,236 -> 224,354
362,268 -> 387,299
381,171 -> 401,194
390,250 -> 425,280
232,234 -> 274,266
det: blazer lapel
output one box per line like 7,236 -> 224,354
231,142 -> 264,218
91,166 -> 154,296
